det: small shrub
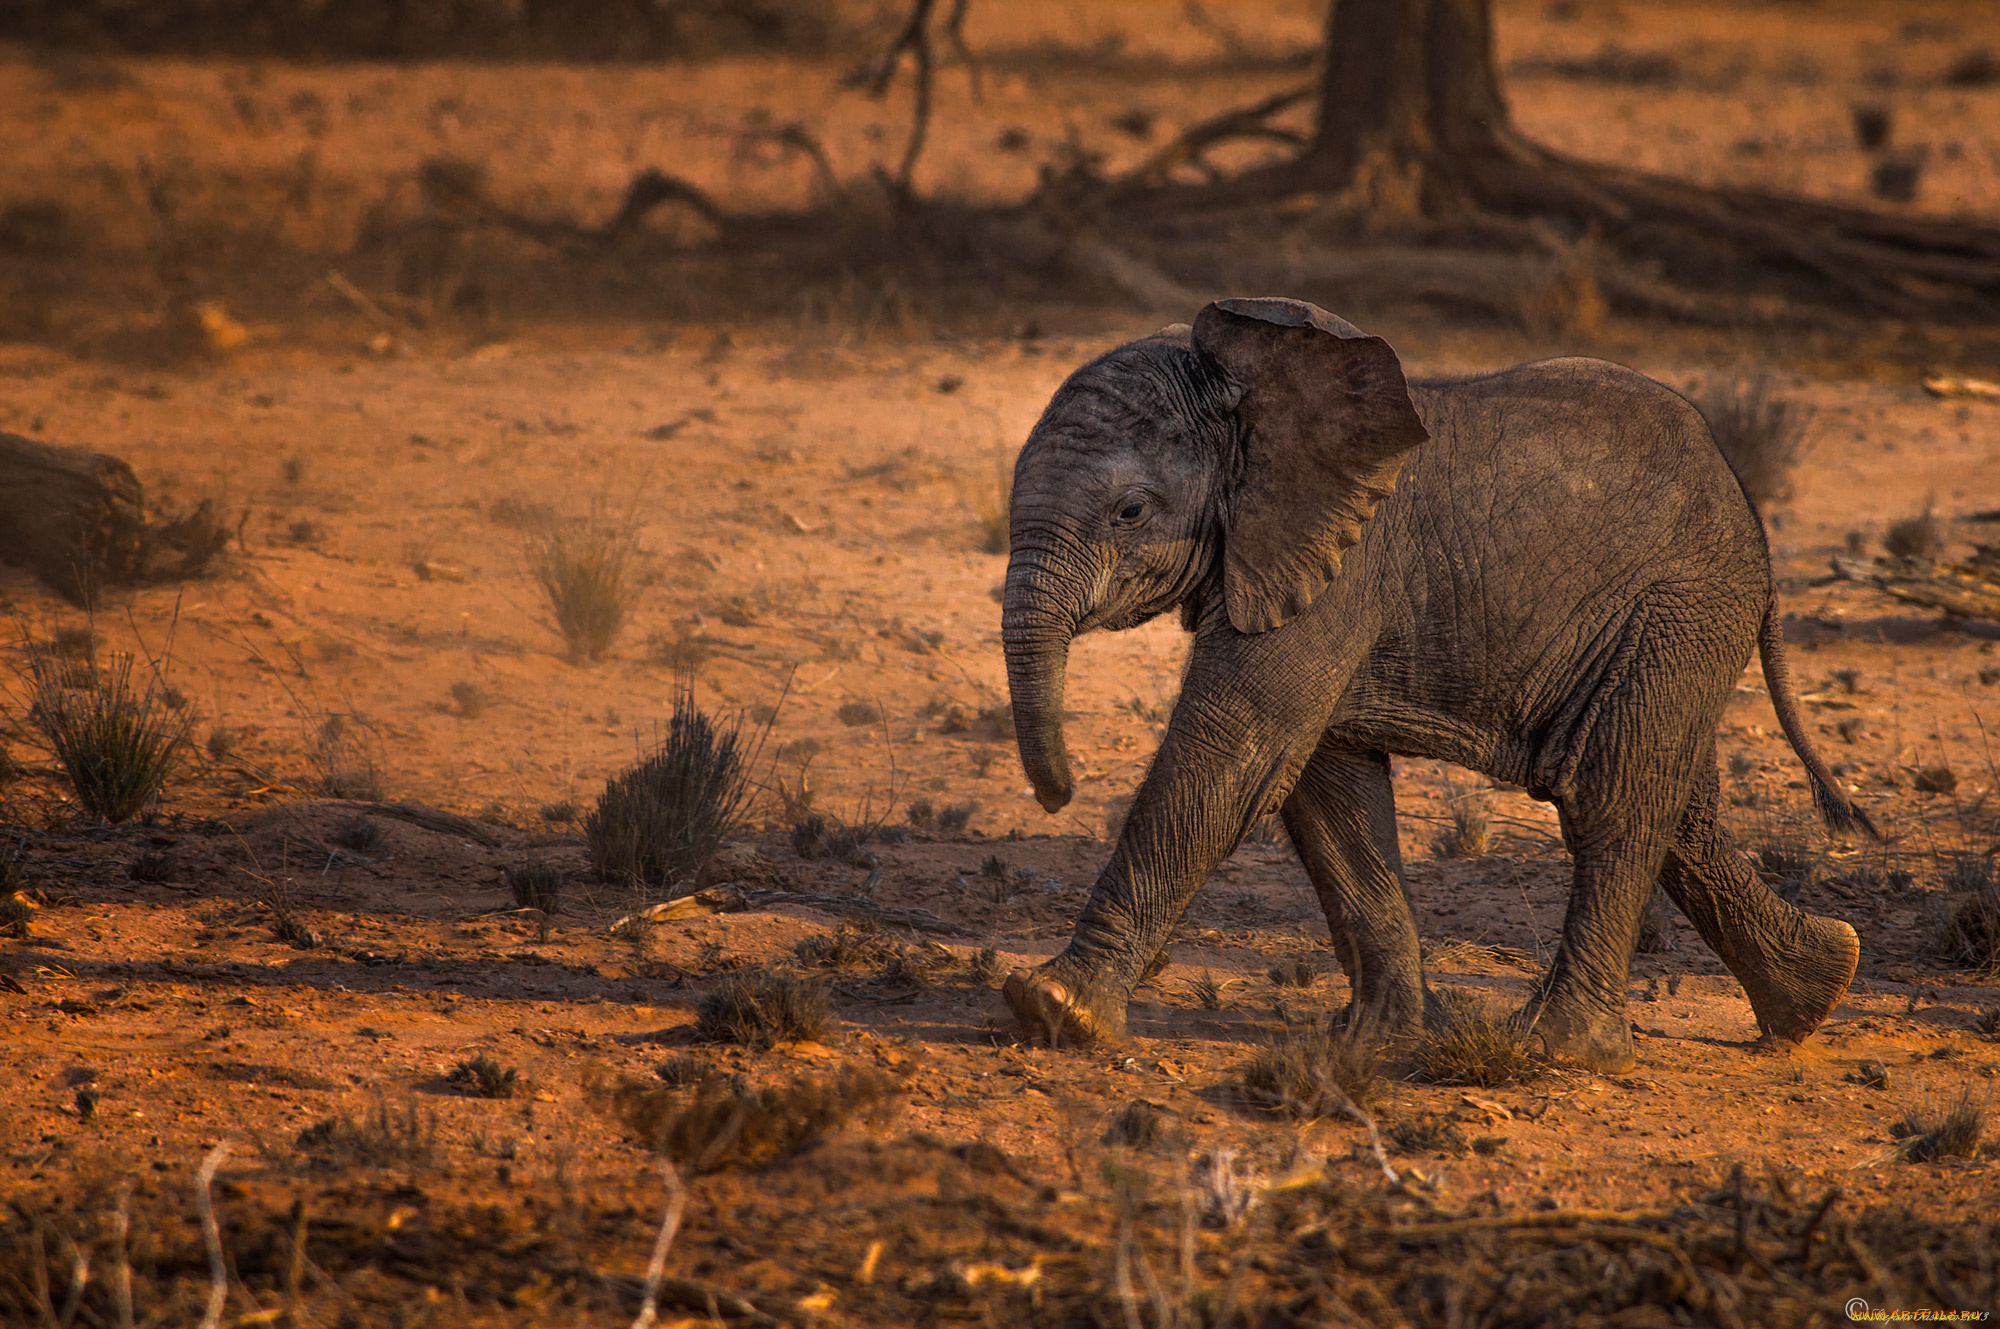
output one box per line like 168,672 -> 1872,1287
447,1054 -> 519,1099
539,799 -> 580,825
1267,960 -> 1316,988
934,801 -> 974,834
311,714 -> 383,800
610,1065 -> 900,1173
586,681 -> 750,890
1893,1085 -> 1987,1163
969,946 -> 1002,985
1973,1006 -> 2000,1041
655,1055 -> 715,1087
906,798 -> 935,829
1102,1100 -> 1164,1149
1943,47 -> 2000,88
1389,1115 -> 1470,1157
1870,155 -> 1924,203
1432,775 -> 1490,860
1695,372 -> 1809,509
1189,970 -> 1227,1010
23,649 -> 191,823
527,513 -> 638,662
836,699 -> 885,727
1885,510 -> 1945,560
258,873 -> 321,949
127,851 -> 175,883
332,817 -> 385,853
1913,765 -> 1958,795
877,940 -> 952,987
448,680 -> 488,719
695,968 -> 832,1048
1921,879 -> 2000,972
205,728 -> 236,760
1416,989 -> 1548,1086
506,860 -> 562,914
1238,1024 -> 1381,1119
296,1097 -> 437,1170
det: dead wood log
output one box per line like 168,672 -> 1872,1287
1830,548 -> 2000,622
0,431 -> 150,605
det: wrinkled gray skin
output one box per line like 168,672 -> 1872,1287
1000,297 -> 1865,1071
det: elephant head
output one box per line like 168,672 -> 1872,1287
1003,298 -> 1430,812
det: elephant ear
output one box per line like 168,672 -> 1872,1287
1192,297 -> 1429,634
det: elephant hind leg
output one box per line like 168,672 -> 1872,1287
1657,749 -> 1858,1044
1282,745 -> 1427,1040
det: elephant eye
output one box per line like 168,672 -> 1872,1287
1112,499 -> 1147,526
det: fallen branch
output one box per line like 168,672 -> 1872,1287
1830,548 -> 2000,622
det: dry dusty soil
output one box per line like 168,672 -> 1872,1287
2,2 -> 1999,1325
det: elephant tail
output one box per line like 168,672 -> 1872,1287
1758,600 -> 1880,839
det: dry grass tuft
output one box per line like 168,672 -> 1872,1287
1267,960 -> 1316,989
1101,1100 -> 1165,1149
1884,509 -> 1946,560
610,1065 -> 900,1173
296,1097 -> 437,1171
1695,372 -> 1809,508
969,946 -> 1002,986
448,1054 -> 520,1099
310,714 -> 383,800
127,850 -> 175,883
1188,969 -> 1228,1010
22,648 -> 190,823
793,922 -> 898,972
1920,874 -> 2000,973
505,859 -> 563,914
695,967 -> 832,1048
526,512 -> 638,662
1432,774 -> 1490,860
448,680 -> 488,719
1893,1085 -> 1988,1163
1237,1023 -> 1381,1119
586,680 -> 750,891
1389,1115 -> 1471,1157
1415,988 -> 1549,1086
1973,1006 -> 2000,1041
332,816 -> 385,853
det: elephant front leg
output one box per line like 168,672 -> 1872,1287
1281,744 -> 1428,1040
1005,695 -> 1315,1047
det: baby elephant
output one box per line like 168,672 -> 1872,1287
1000,296 -> 1867,1070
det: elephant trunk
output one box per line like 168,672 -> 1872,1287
1002,559 -> 1083,814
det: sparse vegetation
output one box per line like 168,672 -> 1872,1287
1415,989 -> 1549,1086
695,967 -> 832,1048
22,648 -> 191,823
1694,371 -> 1809,508
969,946 -> 1002,985
1237,1023 -> 1380,1119
836,699 -> 885,727
1921,873 -> 2000,972
1913,765 -> 1958,795
311,714 -> 383,800
448,1054 -> 520,1099
1893,1085 -> 1988,1163
296,1097 -> 437,1171
526,512 -> 639,662
127,850 -> 175,883
586,681 -> 750,890
793,922 -> 898,971
1189,970 -> 1228,1010
332,816 -> 385,853
609,1065 -> 900,1173
448,680 -> 489,719
1884,509 -> 1945,560
505,859 -> 563,914
1267,960 -> 1316,988
1102,1100 -> 1165,1149
1973,1006 -> 2000,1041
1389,1115 -> 1470,1157
1432,773 -> 1490,859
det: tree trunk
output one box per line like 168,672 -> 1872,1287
0,432 -> 228,606
1300,0 -> 1514,219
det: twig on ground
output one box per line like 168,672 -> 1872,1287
629,1162 -> 687,1329
195,1142 -> 231,1329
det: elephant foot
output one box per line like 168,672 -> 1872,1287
1736,913 -> 1859,1045
1522,991 -> 1635,1072
1334,985 -> 1427,1043
1003,966 -> 1126,1048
